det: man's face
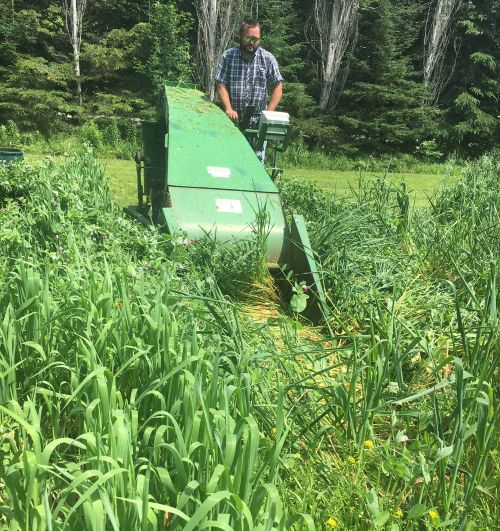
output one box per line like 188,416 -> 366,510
240,25 -> 261,55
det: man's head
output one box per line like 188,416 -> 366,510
239,19 -> 261,56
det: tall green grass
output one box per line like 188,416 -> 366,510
0,151 -> 303,529
275,153 -> 499,528
281,136 -> 462,175
1,149 -> 498,529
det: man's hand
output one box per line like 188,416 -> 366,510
225,108 -> 238,121
216,81 -> 238,122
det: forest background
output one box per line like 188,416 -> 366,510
0,0 -> 498,160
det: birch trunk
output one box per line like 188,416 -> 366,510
314,0 -> 359,112
64,0 -> 87,105
424,0 -> 461,103
71,0 -> 82,104
196,0 -> 242,100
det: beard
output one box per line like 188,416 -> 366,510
240,43 -> 259,56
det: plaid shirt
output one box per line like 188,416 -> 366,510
214,46 -> 282,123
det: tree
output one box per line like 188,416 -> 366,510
443,0 -> 499,155
0,3 -> 76,131
63,0 -> 88,104
423,0 -> 462,103
334,0 -> 441,155
142,2 -> 193,91
248,0 -> 315,117
196,0 -> 242,99
310,0 -> 359,112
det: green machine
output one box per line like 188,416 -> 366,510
125,83 -> 326,321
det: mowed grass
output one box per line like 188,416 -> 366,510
25,154 -> 457,209
100,158 -> 136,208
284,167 -> 457,207
101,157 -> 457,209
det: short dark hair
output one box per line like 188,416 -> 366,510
240,19 -> 260,36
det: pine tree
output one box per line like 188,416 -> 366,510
334,0 -> 442,155
443,0 -> 499,155
0,2 -> 75,131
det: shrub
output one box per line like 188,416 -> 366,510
103,121 -> 121,148
80,121 -> 103,149
0,120 -> 21,147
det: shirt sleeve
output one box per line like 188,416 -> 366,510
214,52 -> 228,84
266,53 -> 283,86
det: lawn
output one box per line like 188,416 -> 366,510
285,167 -> 456,207
101,157 -> 457,209
100,158 -> 136,208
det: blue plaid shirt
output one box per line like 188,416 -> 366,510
215,46 -> 282,123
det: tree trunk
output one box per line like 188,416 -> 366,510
318,1 -> 340,111
196,0 -> 242,100
64,0 -> 87,105
71,0 -> 82,105
313,0 -> 359,112
424,0 -> 462,103
207,0 -> 218,100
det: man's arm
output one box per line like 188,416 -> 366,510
216,81 -> 238,121
267,81 -> 282,112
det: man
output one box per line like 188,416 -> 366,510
214,19 -> 283,160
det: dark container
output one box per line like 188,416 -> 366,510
0,148 -> 24,163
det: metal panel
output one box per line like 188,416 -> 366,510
289,214 -> 327,321
162,187 -> 286,265
0,149 -> 23,163
165,85 -> 277,194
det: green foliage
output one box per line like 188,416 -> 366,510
443,0 -> 500,155
82,27 -> 140,91
0,151 -> 298,528
415,139 -> 444,162
0,55 -> 75,131
282,135 -> 454,172
426,152 -> 500,288
275,153 -> 499,528
1,0 -> 498,156
135,2 -> 193,92
0,6 -> 41,68
78,120 -> 141,158
334,0 -> 443,155
1,145 -> 498,529
0,120 -> 20,147
103,121 -> 121,148
80,121 -> 103,149
253,0 -> 313,115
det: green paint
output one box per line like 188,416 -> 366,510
162,84 -> 285,262
165,85 -> 276,193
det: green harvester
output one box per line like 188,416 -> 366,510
125,83 -> 326,321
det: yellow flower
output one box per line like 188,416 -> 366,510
326,517 -> 337,528
271,427 -> 277,435
428,509 -> 439,520
347,455 -> 356,465
394,509 -> 403,518
363,439 -> 375,449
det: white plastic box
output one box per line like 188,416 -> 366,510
258,111 -> 290,141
